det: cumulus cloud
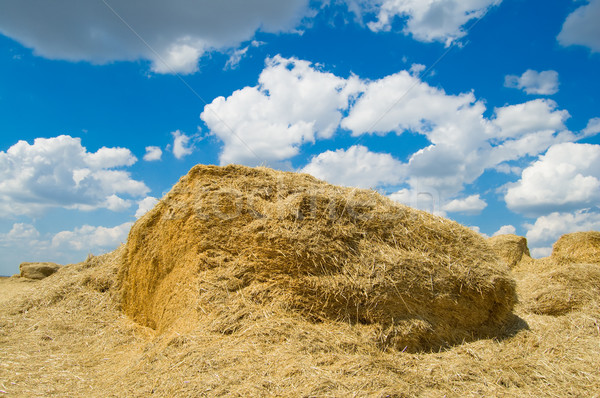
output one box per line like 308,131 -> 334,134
525,210 -> 600,258
491,99 -> 568,139
0,223 -> 40,244
171,130 -> 194,159
558,0 -> 600,53
201,56 -> 585,210
363,0 -> 502,45
51,222 -> 133,251
341,70 -> 575,198
0,0 -> 311,74
505,143 -> 600,216
301,145 -> 404,188
504,70 -> 559,95
0,135 -> 148,216
135,196 -> 160,218
201,55 -> 362,166
0,221 -> 133,275
492,225 -> 516,237
143,146 -> 163,162
442,194 -> 487,215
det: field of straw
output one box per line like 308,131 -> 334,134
1,165 -> 599,397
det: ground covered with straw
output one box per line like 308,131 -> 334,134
1,166 -> 599,397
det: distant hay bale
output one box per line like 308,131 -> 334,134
551,231 -> 600,265
488,234 -> 532,269
19,262 -> 61,280
514,231 -> 600,316
117,165 -> 516,352
516,262 -> 600,316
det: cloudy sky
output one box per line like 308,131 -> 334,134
1,0 -> 599,275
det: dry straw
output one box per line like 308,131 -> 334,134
118,165 -> 516,352
551,231 -> 600,265
1,166 -> 599,397
511,231 -> 600,316
487,234 -> 532,270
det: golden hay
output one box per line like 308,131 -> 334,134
515,262 -> 600,316
19,261 -> 61,280
551,231 -> 600,265
487,234 -> 532,269
1,243 -> 599,397
118,164 -> 516,352
513,230 -> 600,316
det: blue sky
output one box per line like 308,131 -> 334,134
1,0 -> 599,275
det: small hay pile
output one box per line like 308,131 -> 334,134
551,231 -> 600,265
487,234 -> 532,269
19,261 -> 61,280
514,231 -> 600,316
118,164 -> 516,352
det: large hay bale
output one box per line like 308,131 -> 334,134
118,165 -> 516,352
488,234 -> 532,269
19,262 -> 61,280
551,231 -> 600,265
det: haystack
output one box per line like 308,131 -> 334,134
516,262 -> 600,316
551,231 -> 600,265
118,165 -> 516,352
514,231 -> 600,315
487,234 -> 532,269
19,262 -> 61,280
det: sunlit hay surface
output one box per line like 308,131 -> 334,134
513,231 -> 600,316
516,263 -> 600,316
488,234 -> 532,270
1,242 -> 599,397
118,164 -> 516,352
551,231 -> 600,265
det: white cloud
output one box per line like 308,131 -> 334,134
0,220 -> 133,274
491,99 -> 568,139
583,117 -> 600,137
388,187 -> 445,216
301,145 -> 404,188
0,135 -> 148,216
225,46 -> 249,70
492,225 -> 516,237
104,194 -> 132,212
442,194 -> 487,215
151,42 -> 205,75
201,55 -> 362,166
135,196 -> 160,218
0,223 -> 40,244
0,0 -> 311,74
341,70 -> 575,199
203,56 -> 585,209
51,222 -> 133,252
225,40 -> 264,69
525,210 -> 600,255
469,225 -> 490,238
364,0 -> 501,46
86,146 -> 137,169
531,247 -> 552,259
504,70 -> 559,95
143,146 -> 163,162
171,130 -> 194,159
558,0 -> 600,53
341,70 -> 487,140
505,143 -> 600,216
